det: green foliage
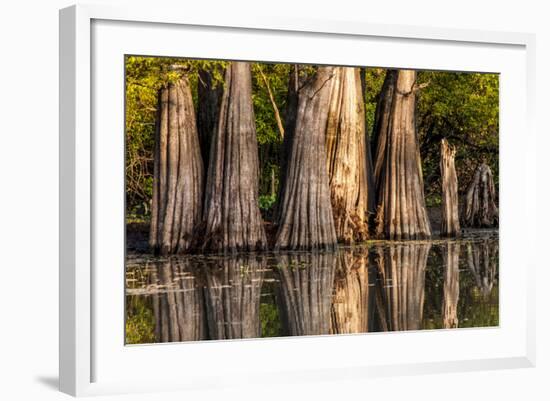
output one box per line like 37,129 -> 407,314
125,57 -> 499,221
125,296 -> 155,344
416,71 -> 499,199
260,299 -> 283,337
258,194 -> 277,211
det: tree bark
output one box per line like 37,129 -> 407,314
442,242 -> 460,329
276,252 -> 337,336
330,249 -> 374,334
150,259 -> 207,342
463,163 -> 499,228
202,62 -> 267,253
203,255 -> 265,339
275,67 -> 337,250
440,139 -> 460,236
197,68 -> 223,168
374,243 -> 430,331
325,67 -> 375,243
149,77 -> 204,255
374,70 -> 432,240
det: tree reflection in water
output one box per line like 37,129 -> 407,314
276,252 -> 337,336
125,237 -> 499,344
374,243 -> 431,332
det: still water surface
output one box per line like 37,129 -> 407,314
125,234 -> 498,344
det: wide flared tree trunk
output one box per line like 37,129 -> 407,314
202,62 -> 267,253
442,243 -> 460,329
203,255 -> 265,340
276,252 -> 337,336
330,249 -> 373,334
275,67 -> 337,250
440,139 -> 460,236
463,163 -> 499,228
374,243 -> 431,331
149,259 -> 207,342
149,77 -> 204,255
325,67 -> 375,243
466,240 -> 498,298
197,68 -> 223,168
374,70 -> 431,240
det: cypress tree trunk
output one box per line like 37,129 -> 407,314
374,70 -> 431,240
150,260 -> 207,342
203,255 -> 265,340
276,252 -> 337,336
466,240 -> 498,298
372,70 -> 397,190
275,67 -> 337,250
325,67 -> 375,243
442,243 -> 460,329
440,139 -> 460,236
463,163 -> 499,228
330,249 -> 373,334
149,77 -> 204,255
197,68 -> 223,168
374,243 -> 430,331
202,62 -> 267,253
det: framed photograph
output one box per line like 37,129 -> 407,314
59,4 -> 536,397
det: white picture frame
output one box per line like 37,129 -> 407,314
59,3 -> 536,397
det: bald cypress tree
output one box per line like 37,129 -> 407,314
373,70 -> 431,240
149,77 -> 204,255
325,67 -> 375,243
275,67 -> 337,250
202,62 -> 267,253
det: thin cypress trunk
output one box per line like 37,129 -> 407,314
374,70 -> 431,240
202,62 -> 267,253
275,67 -> 337,250
442,242 -> 460,329
463,163 -> 499,228
440,139 -> 460,236
325,67 -> 374,243
149,77 -> 204,255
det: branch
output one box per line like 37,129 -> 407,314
257,66 -> 285,139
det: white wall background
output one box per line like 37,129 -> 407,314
0,0 -> 547,399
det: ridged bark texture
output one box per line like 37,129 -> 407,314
374,243 -> 430,331
374,70 -> 432,239
442,243 -> 460,329
275,67 -> 337,250
150,259 -> 207,342
203,255 -> 265,339
149,77 -> 204,255
276,252 -> 337,336
463,163 -> 499,228
202,62 -> 267,253
330,249 -> 373,334
325,67 -> 375,243
440,139 -> 460,236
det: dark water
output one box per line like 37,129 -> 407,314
125,234 -> 498,344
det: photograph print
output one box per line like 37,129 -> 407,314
124,57 -> 499,344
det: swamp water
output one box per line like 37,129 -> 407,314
125,234 -> 498,344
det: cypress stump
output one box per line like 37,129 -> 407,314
440,139 -> 460,236
463,163 -> 499,228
